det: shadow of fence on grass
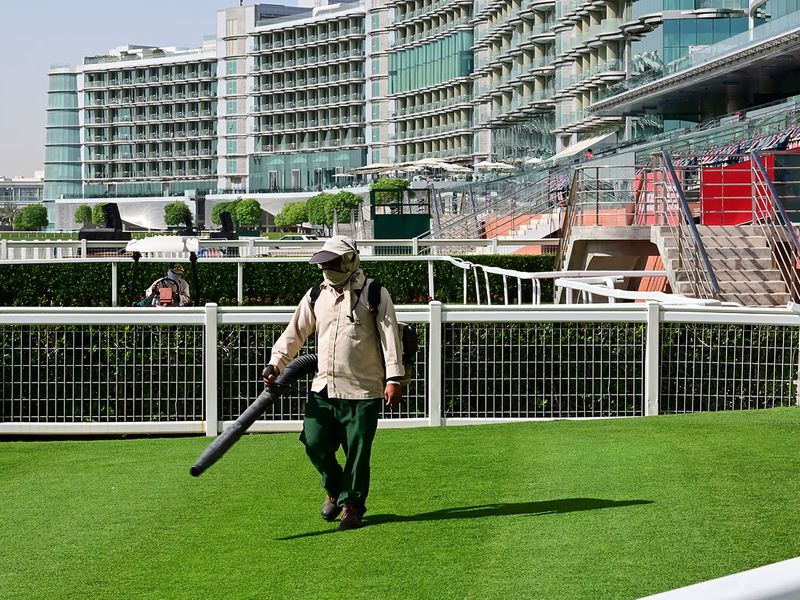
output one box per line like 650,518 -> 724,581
276,497 -> 654,541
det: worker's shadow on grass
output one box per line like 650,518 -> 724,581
276,497 -> 654,541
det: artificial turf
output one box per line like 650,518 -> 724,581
2,408 -> 799,599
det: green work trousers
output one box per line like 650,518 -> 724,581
300,389 -> 381,513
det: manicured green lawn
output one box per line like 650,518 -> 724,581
2,408 -> 799,599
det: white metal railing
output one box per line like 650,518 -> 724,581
1,302 -> 798,437
554,274 -> 730,306
0,250 -> 564,307
0,237 -> 552,262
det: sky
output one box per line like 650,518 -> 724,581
0,0 -> 245,178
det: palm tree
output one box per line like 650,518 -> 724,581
0,202 -> 20,227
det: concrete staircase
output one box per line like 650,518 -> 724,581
652,225 -> 790,306
497,209 -> 563,254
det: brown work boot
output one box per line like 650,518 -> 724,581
321,496 -> 341,522
339,505 -> 363,530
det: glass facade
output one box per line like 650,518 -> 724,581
662,17 -> 748,64
753,0 -> 800,20
44,72 -> 82,201
249,12 -> 367,190
0,182 -> 44,204
389,0 -> 476,163
249,149 -> 366,192
389,32 -> 473,94
81,57 -> 218,194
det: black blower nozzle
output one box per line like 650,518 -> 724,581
190,354 -> 318,477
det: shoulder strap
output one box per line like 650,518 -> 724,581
308,284 -> 321,310
156,277 -> 180,291
308,281 -> 381,314
367,279 -> 383,314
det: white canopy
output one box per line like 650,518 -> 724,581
126,236 -> 200,253
475,160 -> 515,170
349,163 -> 397,174
547,132 -> 616,162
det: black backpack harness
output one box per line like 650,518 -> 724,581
307,279 -> 418,384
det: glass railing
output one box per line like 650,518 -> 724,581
598,10 -> 800,105
667,11 -> 800,75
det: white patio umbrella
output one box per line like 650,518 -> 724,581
126,235 -> 199,254
438,163 -> 473,173
475,160 -> 516,170
349,162 -> 396,174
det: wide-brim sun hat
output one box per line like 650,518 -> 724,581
309,236 -> 359,264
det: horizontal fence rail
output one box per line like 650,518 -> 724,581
1,303 -> 798,436
0,237 -> 553,261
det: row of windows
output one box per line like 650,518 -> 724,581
253,89 -> 365,110
86,162 -> 216,178
254,111 -> 365,129
84,128 -> 217,142
83,180 -> 217,197
85,105 -> 217,124
0,188 -> 44,202
84,62 -> 216,85
84,86 -> 216,104
253,69 -> 366,91
253,19 -> 364,50
254,43 -> 364,67
663,0 -> 747,10
85,144 -> 216,159
249,149 -> 365,192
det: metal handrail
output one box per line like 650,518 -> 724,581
660,151 -> 721,298
750,151 -> 800,301
419,173 -> 550,240
555,169 -> 580,271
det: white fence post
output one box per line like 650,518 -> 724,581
237,262 -> 244,305
111,263 -> 118,307
204,303 -> 219,436
0,239 -> 6,260
428,301 -> 443,426
427,259 -> 435,300
644,301 -> 660,416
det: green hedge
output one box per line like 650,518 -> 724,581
0,254 -> 555,307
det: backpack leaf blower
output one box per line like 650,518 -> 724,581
190,354 -> 318,477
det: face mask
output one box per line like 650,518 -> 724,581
322,269 -> 352,287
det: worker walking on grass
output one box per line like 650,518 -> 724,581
263,235 -> 404,530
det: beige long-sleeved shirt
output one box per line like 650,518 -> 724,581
269,276 -> 404,399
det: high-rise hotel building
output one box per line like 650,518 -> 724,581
45,0 -> 754,202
